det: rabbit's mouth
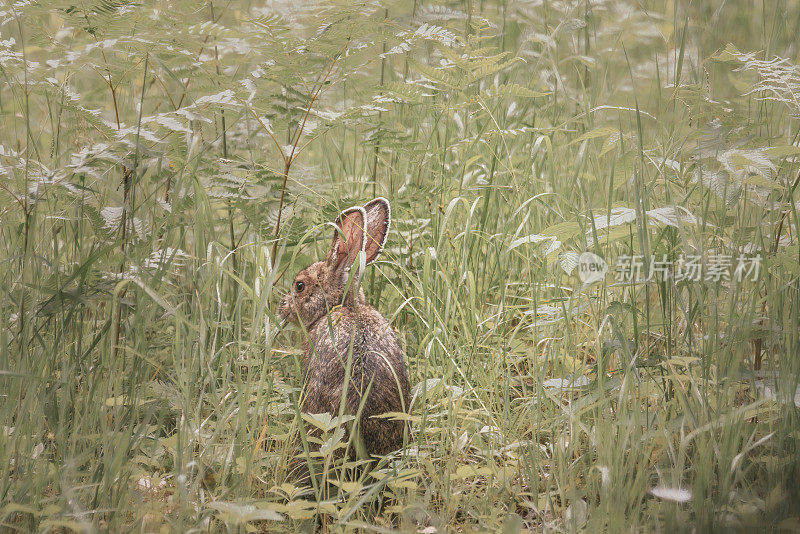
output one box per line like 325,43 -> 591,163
278,295 -> 296,324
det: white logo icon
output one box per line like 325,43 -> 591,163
577,252 -> 608,284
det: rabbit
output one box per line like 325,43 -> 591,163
280,197 -> 410,458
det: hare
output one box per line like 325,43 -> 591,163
280,198 -> 410,458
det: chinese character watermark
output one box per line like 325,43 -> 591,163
612,254 -> 761,283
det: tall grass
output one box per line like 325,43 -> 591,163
1,0 -> 799,531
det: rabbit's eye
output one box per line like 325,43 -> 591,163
295,281 -> 305,293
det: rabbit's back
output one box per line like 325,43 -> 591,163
303,306 -> 410,456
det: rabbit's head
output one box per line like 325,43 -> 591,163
279,198 -> 391,329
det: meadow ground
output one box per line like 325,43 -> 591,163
1,0 -> 800,531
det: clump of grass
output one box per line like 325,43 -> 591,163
1,0 -> 799,531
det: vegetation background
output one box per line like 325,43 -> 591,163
1,0 -> 799,531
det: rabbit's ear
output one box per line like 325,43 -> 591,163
326,206 -> 367,272
363,197 -> 391,264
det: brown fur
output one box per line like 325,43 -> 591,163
280,198 -> 410,457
